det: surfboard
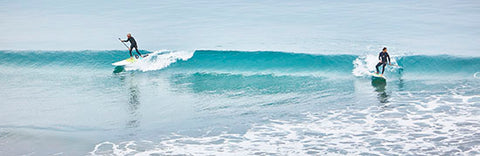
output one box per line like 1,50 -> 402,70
112,57 -> 138,66
112,54 -> 150,66
371,72 -> 386,79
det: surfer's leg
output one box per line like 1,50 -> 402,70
134,46 -> 142,57
375,62 -> 382,73
128,47 -> 133,57
381,63 -> 386,74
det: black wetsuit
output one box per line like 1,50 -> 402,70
375,52 -> 390,74
123,37 -> 142,57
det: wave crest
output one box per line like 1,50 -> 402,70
123,50 -> 194,71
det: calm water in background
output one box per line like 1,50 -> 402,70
1,0 -> 480,155
1,0 -> 479,55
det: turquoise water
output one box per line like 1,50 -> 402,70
0,50 -> 479,155
1,0 -> 480,155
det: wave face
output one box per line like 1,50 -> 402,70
2,50 -> 479,79
396,55 -> 480,74
166,50 -> 357,73
0,50 -> 128,68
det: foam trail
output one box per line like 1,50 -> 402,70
352,54 -> 378,77
124,50 -> 194,72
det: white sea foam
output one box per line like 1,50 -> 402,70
89,90 -> 480,155
124,50 -> 194,72
352,54 -> 378,77
474,72 -> 480,79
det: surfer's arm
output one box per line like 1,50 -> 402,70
387,53 -> 391,64
121,38 -> 130,42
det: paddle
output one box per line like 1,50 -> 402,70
118,38 -> 130,50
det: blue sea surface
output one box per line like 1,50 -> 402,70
0,50 -> 479,155
1,0 -> 479,55
1,0 -> 480,155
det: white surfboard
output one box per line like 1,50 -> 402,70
371,72 -> 386,79
112,57 -> 137,66
112,54 -> 149,66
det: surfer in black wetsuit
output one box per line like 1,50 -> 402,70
375,47 -> 391,75
121,33 -> 143,58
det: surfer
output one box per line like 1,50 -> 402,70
375,47 -> 391,75
120,33 -> 143,58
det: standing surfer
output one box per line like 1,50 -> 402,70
120,33 -> 143,58
375,47 -> 391,75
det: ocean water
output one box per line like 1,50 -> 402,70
1,0 -> 480,155
2,0 -> 480,55
0,50 -> 479,155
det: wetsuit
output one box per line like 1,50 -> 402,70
375,52 -> 390,74
123,37 -> 142,57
